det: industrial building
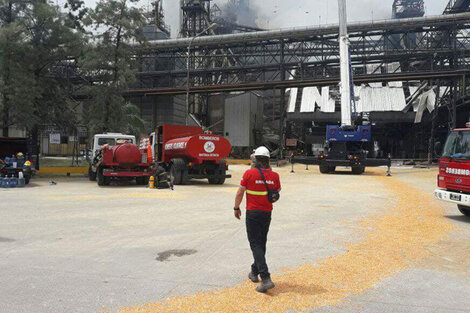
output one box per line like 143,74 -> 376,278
5,0 -> 469,159
130,0 -> 470,160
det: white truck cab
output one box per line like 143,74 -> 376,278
91,133 -> 136,160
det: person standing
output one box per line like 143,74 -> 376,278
250,151 -> 256,169
234,146 -> 281,293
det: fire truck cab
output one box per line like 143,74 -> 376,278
434,126 -> 470,216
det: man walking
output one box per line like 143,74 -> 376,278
234,146 -> 281,293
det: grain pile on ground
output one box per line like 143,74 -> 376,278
117,172 -> 454,313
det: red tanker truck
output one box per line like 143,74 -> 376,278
142,125 -> 232,185
89,133 -> 152,186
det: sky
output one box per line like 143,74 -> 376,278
61,0 -> 449,37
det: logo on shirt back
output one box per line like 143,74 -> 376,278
255,180 -> 275,185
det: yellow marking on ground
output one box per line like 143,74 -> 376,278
38,167 -> 88,174
116,174 -> 454,313
227,159 -> 251,165
45,192 -> 184,201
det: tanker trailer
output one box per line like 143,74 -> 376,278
90,135 -> 152,186
144,125 -> 232,185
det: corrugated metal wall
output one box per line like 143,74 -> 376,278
354,86 -> 407,112
289,86 -> 413,114
224,93 -> 263,147
133,95 -> 186,133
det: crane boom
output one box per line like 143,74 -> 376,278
338,0 -> 352,126
290,0 -> 391,176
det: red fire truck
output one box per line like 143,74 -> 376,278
143,125 -> 232,185
89,133 -> 152,186
434,125 -> 470,216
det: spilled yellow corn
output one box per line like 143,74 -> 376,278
117,172 -> 454,313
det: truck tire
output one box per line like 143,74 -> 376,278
319,164 -> 330,174
209,173 -> 226,185
458,205 -> 470,217
89,165 -> 97,181
97,167 -> 110,186
217,161 -> 227,184
352,166 -> 365,175
170,159 -> 187,185
217,175 -> 226,185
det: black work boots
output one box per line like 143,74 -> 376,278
255,277 -> 275,293
248,272 -> 275,293
248,272 -> 259,283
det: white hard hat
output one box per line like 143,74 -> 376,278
254,146 -> 270,158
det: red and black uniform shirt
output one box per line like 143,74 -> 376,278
240,168 -> 281,212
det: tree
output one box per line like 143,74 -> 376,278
22,0 -> 86,149
0,0 -> 31,137
0,0 -> 86,138
64,0 -> 88,31
82,0 -> 146,135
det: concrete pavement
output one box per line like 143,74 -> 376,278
1,165 -> 469,313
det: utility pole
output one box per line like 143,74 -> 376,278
338,0 -> 352,126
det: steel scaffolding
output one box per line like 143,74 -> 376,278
132,9 -> 470,157
392,0 -> 425,19
134,13 -> 470,97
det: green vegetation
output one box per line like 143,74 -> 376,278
0,0 -> 147,139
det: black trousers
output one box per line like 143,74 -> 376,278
246,210 -> 272,280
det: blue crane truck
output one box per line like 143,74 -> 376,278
290,0 -> 391,175
292,125 -> 391,175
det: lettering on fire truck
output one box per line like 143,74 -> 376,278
165,142 -> 187,150
199,136 -> 220,141
199,153 -> 220,157
446,168 -> 470,176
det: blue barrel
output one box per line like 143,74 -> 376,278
9,175 -> 18,188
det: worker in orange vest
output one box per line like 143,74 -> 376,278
147,142 -> 153,164
234,146 -> 281,293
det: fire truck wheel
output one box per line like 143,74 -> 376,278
89,165 -> 97,181
170,159 -> 186,185
352,166 -> 365,175
458,205 -> 470,217
319,164 -> 330,174
209,175 -> 225,185
97,168 -> 110,186
217,176 -> 226,184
